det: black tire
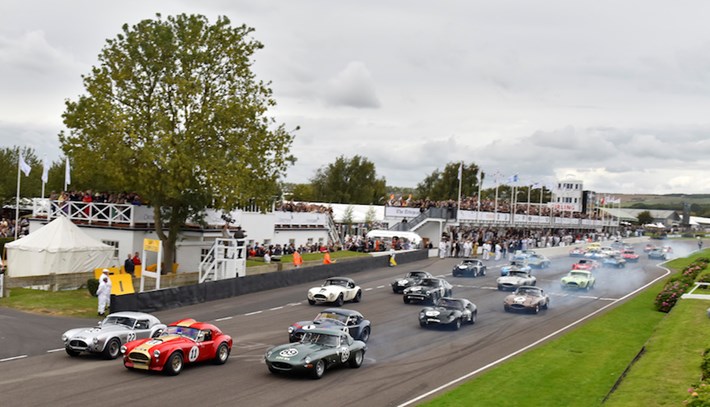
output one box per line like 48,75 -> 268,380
419,320 -> 426,327
335,294 -> 344,307
65,347 -> 80,357
268,365 -> 278,374
214,343 -> 229,365
403,296 -> 410,304
359,327 -> 370,343
470,311 -> 477,325
353,290 -> 362,303
311,359 -> 325,379
453,271 -> 459,277
504,306 -> 510,313
102,338 -> 121,360
165,352 -> 183,376
452,318 -> 461,331
349,350 -> 364,368
308,298 -> 316,305
481,269 -> 486,276
533,304 -> 540,314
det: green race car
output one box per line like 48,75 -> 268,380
264,328 -> 367,379
560,270 -> 596,290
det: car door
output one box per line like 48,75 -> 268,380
193,329 -> 215,363
131,319 -> 152,341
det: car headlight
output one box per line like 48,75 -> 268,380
419,312 -> 425,318
265,348 -> 274,358
153,350 -> 161,358
304,356 -> 311,364
93,337 -> 99,345
424,290 -> 431,295
288,326 -> 294,334
328,294 -> 335,300
61,335 -> 68,342
120,345 -> 127,354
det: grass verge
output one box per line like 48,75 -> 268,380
424,253 -> 710,406
0,287 -> 98,318
422,282 -> 667,407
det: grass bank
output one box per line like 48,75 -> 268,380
0,287 -> 98,318
424,253 -> 710,406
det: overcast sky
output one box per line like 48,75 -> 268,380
3,1 -> 710,195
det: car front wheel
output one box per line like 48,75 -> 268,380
353,290 -> 362,303
359,327 -> 370,343
165,352 -> 184,376
311,359 -> 326,379
470,311 -> 477,325
65,347 -> 80,357
102,338 -> 121,360
335,294 -> 344,307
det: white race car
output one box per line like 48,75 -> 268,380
496,269 -> 537,291
307,277 -> 362,306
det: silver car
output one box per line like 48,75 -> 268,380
61,311 -> 166,359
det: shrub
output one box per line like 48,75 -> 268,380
87,278 -> 99,297
697,271 -> 710,286
654,280 -> 691,313
685,383 -> 710,406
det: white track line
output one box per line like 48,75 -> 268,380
0,355 -> 27,362
46,348 -> 65,353
244,310 -> 262,316
397,265 -> 671,407
269,306 -> 283,311
215,316 -> 233,322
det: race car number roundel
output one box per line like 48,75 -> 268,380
188,345 -> 199,362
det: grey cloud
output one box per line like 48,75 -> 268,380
323,61 -> 380,108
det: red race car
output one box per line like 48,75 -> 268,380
121,318 -> 232,375
621,249 -> 640,262
572,259 -> 600,271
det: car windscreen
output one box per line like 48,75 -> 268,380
302,332 -> 339,347
163,326 -> 200,341
437,299 -> 463,310
103,316 -> 136,328
315,312 -> 347,323
325,279 -> 348,287
419,279 -> 438,287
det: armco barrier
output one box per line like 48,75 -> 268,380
112,250 -> 428,313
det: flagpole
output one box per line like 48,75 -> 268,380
527,184 -> 531,223
494,174 -> 499,223
15,157 -> 21,240
457,161 -> 463,222
476,171 -> 482,223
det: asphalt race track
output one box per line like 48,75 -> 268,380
0,240 -> 692,407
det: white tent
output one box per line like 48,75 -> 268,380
6,216 -> 114,277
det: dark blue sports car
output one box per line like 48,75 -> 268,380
288,308 -> 371,343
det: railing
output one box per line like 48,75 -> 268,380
33,199 -> 137,226
326,214 -> 341,245
198,238 -> 246,283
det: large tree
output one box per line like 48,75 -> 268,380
415,161 -> 482,201
310,155 -> 386,204
60,14 -> 295,268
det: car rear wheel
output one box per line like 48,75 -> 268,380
470,311 -> 477,325
353,290 -> 362,303
102,338 -> 121,360
311,359 -> 325,379
349,350 -> 364,368
65,347 -> 80,357
335,294 -> 344,307
214,343 -> 229,365
165,352 -> 183,376
359,327 -> 370,343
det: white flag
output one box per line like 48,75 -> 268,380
19,154 -> 31,176
531,182 -> 541,190
65,157 -> 71,186
457,162 -> 463,181
507,174 -> 519,184
42,156 -> 49,183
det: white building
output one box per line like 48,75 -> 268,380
551,179 -> 584,213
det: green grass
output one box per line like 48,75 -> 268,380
423,283 -> 667,407
0,287 -> 98,318
246,250 -> 369,267
605,299 -> 708,406
423,251 -> 710,407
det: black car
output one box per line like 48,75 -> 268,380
391,270 -> 434,293
288,308 -> 371,343
419,297 -> 477,330
452,258 -> 486,277
403,277 -> 453,305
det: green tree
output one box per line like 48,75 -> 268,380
365,206 -> 377,227
637,210 -> 653,225
310,155 -> 386,204
60,14 -> 295,268
288,183 -> 315,202
415,162 -> 482,201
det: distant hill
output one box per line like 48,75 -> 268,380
612,194 -> 710,208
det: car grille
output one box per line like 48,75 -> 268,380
129,352 -> 150,362
69,340 -> 88,349
313,294 -> 328,301
271,362 -> 293,370
501,283 -> 517,289
407,295 -> 426,301
565,282 -> 579,288
509,304 -> 527,310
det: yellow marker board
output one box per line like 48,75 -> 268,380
110,274 -> 135,295
143,239 -> 161,252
